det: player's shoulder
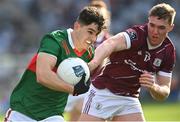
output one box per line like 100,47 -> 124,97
125,24 -> 147,43
126,23 -> 147,36
39,30 -> 69,49
163,37 -> 176,51
50,29 -> 68,42
130,23 -> 148,33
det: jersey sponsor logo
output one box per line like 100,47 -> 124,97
153,58 -> 162,67
124,59 -> 145,73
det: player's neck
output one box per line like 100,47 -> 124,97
71,31 -> 84,52
147,38 -> 163,50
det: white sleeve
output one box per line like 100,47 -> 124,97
122,32 -> 131,49
158,71 -> 172,78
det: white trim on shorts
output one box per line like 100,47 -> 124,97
82,84 -> 143,120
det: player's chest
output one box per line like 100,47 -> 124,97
126,48 -> 165,72
111,48 -> 165,73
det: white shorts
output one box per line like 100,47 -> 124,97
82,85 -> 143,120
64,93 -> 86,112
4,108 -> 64,122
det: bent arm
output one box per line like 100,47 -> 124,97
149,74 -> 171,101
36,52 -> 74,94
89,32 -> 128,71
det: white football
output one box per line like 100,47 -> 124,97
57,57 -> 90,85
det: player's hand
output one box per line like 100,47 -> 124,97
139,71 -> 156,90
73,73 -> 90,96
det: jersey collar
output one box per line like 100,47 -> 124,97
147,38 -> 163,50
67,28 -> 86,57
67,28 -> 74,48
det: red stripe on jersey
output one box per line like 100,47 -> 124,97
86,47 -> 93,60
27,54 -> 57,73
62,41 -> 70,55
27,54 -> 38,72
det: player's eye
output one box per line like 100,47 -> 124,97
158,26 -> 166,30
88,31 -> 93,35
150,23 -> 155,28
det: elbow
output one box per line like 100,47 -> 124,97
161,90 -> 170,101
36,70 -> 47,84
36,75 -> 43,84
154,90 -> 170,101
161,88 -> 170,101
156,95 -> 168,102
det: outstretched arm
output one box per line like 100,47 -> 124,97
89,32 -> 129,71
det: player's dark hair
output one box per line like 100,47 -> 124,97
77,6 -> 105,33
149,3 -> 176,25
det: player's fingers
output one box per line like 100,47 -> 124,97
140,74 -> 155,81
139,78 -> 154,86
140,73 -> 153,78
139,77 -> 152,83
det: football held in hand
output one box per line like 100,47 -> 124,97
57,57 -> 90,85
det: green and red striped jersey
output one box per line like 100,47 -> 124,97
10,28 -> 94,121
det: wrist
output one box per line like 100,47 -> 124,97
149,83 -> 158,92
70,85 -> 74,94
88,60 -> 99,71
149,84 -> 170,101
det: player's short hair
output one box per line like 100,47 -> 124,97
77,6 -> 105,34
148,3 -> 176,25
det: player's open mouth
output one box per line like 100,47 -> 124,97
86,40 -> 92,44
152,36 -> 158,39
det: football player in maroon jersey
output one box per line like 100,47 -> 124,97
79,3 -> 176,121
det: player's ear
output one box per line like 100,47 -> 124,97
74,21 -> 81,29
168,23 -> 174,32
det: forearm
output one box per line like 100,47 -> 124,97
89,32 -> 128,71
37,70 -> 74,94
36,53 -> 74,94
149,84 -> 170,101
89,40 -> 115,71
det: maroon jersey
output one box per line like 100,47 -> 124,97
92,24 -> 176,97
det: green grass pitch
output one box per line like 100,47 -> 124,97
1,102 -> 180,121
142,102 -> 180,121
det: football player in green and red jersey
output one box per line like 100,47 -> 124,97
4,6 -> 105,122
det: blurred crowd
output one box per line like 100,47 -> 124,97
0,0 -> 180,114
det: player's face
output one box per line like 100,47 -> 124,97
75,22 -> 99,49
147,16 -> 174,46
